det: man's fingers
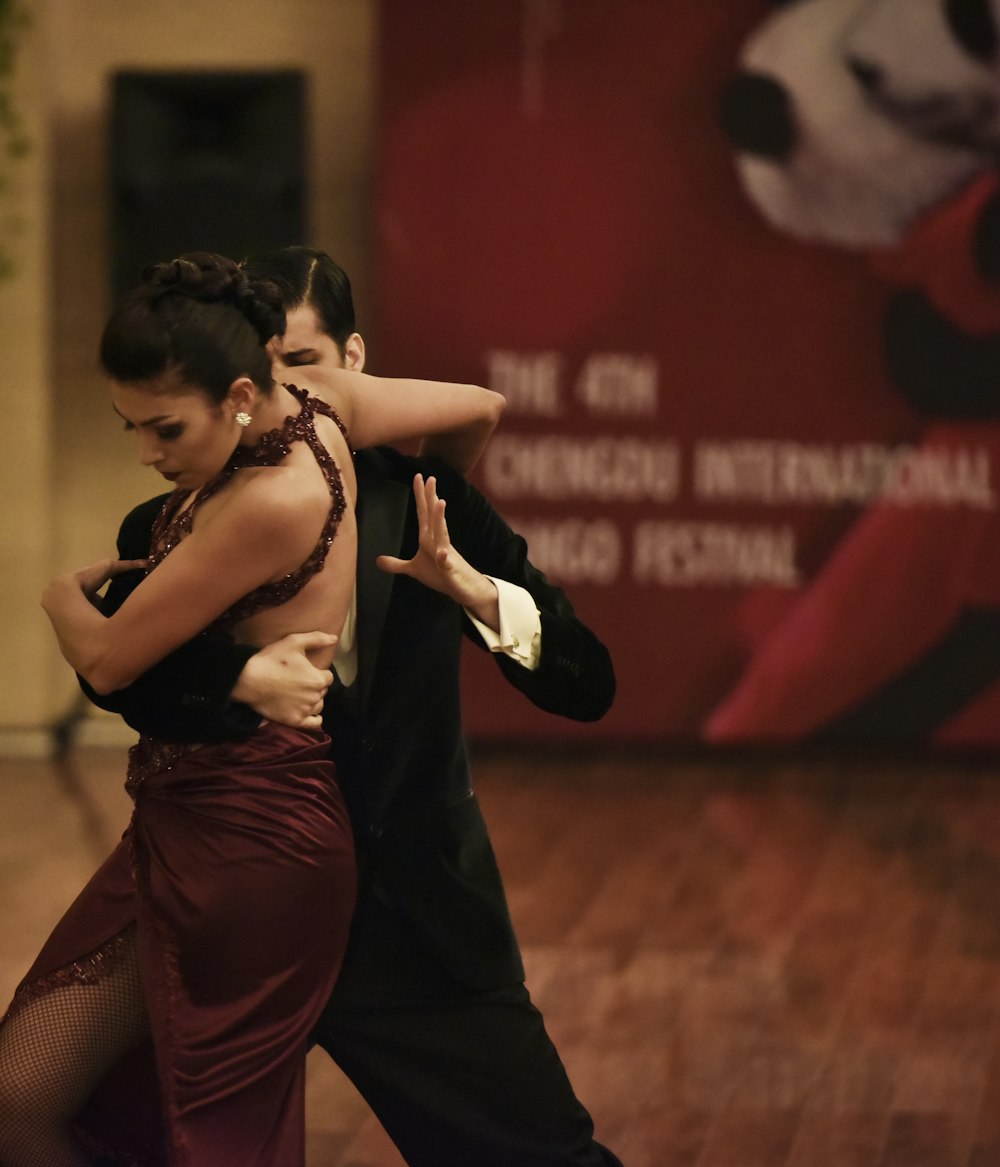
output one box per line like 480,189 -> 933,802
425,478 -> 442,539
283,630 -> 338,656
376,554 -> 410,575
431,497 -> 449,546
413,473 -> 428,530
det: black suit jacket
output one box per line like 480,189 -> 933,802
82,447 -> 615,1003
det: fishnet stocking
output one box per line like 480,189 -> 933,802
0,928 -> 149,1167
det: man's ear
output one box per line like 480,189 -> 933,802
343,332 -> 366,372
226,376 -> 257,418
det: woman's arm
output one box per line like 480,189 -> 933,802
291,365 -> 505,474
44,472 -> 329,695
45,558 -> 149,685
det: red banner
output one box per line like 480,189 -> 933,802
375,0 -> 1000,749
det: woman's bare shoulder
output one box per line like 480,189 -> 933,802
201,464 -> 330,551
281,366 -> 354,417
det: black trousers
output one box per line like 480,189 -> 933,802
313,888 -> 623,1167
314,983 -> 623,1167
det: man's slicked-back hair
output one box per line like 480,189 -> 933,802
242,246 -> 357,354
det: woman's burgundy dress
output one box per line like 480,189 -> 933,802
3,388 -> 357,1165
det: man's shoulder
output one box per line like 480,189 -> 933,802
355,445 -> 413,481
116,492 -> 172,556
357,446 -> 466,491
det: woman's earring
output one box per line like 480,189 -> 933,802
235,411 -> 252,428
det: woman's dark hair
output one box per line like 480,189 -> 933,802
241,246 -> 356,354
100,251 -> 286,402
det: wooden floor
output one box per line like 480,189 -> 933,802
3,746 -> 1000,1166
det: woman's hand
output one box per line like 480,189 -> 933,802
42,558 -> 149,688
376,475 -> 500,628
69,558 -> 149,605
44,558 -> 148,610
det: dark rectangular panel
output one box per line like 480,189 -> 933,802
111,70 -> 308,299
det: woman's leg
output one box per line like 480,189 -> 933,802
0,930 -> 150,1167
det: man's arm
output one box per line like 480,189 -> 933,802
83,459 -> 616,736
416,457 -> 616,722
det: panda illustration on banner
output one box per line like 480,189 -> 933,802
845,0 -> 1000,154
707,0 -> 1000,747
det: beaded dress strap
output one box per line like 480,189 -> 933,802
146,383 -> 350,621
214,386 -> 349,629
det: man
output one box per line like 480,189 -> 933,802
83,248 -> 620,1166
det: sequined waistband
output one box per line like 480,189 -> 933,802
125,737 -> 201,799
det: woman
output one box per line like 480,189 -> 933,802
0,253 -> 504,1167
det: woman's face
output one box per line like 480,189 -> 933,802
270,304 -> 347,371
111,375 -> 238,491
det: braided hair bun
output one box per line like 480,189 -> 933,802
142,251 -> 285,347
101,250 -> 284,401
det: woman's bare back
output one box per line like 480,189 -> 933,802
181,387 -> 358,670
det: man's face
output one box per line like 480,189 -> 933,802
271,304 -> 347,372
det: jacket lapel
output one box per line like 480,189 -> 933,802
355,452 -> 410,713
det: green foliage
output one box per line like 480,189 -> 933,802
0,0 -> 30,279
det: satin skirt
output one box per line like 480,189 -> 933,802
5,724 -> 357,1166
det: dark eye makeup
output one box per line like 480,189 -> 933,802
121,421 -> 183,440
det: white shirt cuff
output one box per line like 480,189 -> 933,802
466,577 -> 541,671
